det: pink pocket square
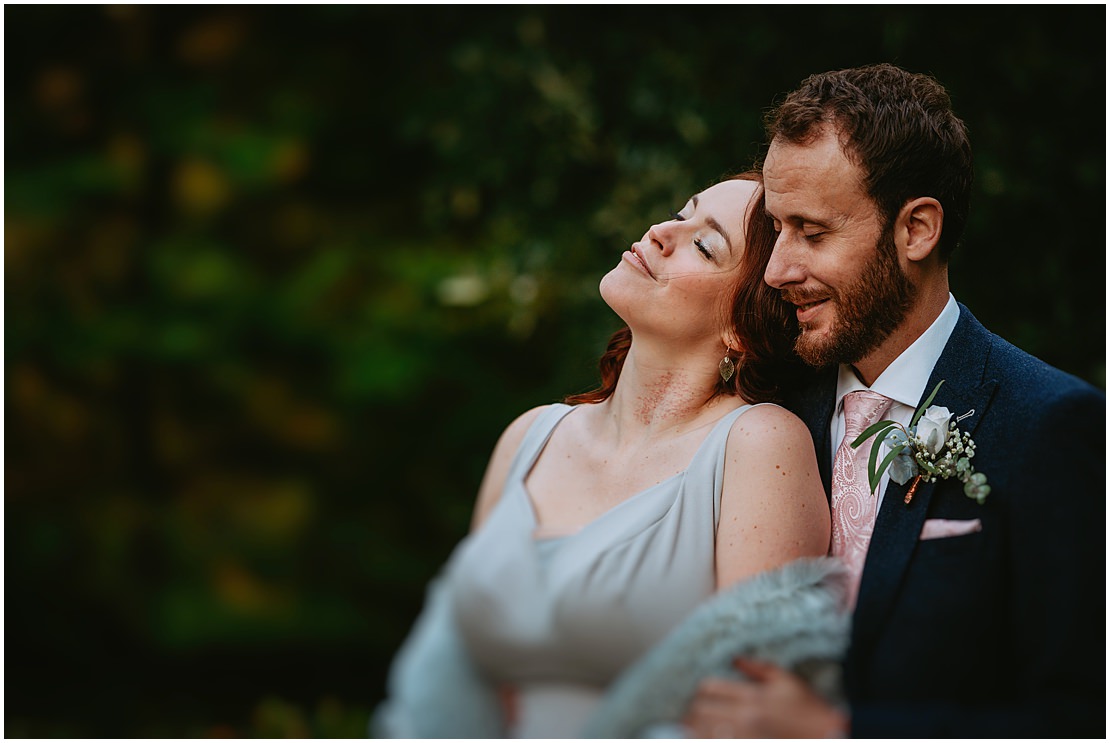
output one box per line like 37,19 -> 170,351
919,518 -> 982,540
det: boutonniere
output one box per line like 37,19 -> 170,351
851,381 -> 991,505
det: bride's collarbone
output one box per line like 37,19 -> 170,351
528,433 -> 699,511
526,403 -> 745,529
527,468 -> 679,525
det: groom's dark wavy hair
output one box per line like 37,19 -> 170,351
566,172 -> 807,406
764,63 -> 974,260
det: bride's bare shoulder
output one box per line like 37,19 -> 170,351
726,402 -> 811,448
470,405 -> 554,530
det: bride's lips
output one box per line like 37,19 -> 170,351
623,246 -> 657,280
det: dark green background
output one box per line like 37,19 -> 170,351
6,5 -> 1104,737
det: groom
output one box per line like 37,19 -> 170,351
684,64 -> 1105,737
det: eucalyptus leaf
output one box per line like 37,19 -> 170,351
851,420 -> 898,449
909,380 -> 945,429
868,444 -> 907,493
865,431 -> 895,490
917,458 -> 941,475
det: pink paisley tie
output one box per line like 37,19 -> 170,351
831,390 -> 895,609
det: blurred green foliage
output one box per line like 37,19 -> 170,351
5,5 -> 1103,737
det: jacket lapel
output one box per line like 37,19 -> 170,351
850,305 -> 999,661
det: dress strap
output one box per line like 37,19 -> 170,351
505,404 -> 576,484
684,402 -> 778,530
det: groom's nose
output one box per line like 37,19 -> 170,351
764,232 -> 807,289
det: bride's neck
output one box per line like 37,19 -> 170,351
602,346 -> 726,439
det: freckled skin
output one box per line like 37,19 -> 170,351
634,372 -> 697,426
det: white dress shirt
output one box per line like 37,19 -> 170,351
831,294 -> 961,509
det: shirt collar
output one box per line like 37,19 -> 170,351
835,294 -> 961,414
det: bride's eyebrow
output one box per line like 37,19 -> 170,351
706,216 -> 734,255
690,196 -> 734,254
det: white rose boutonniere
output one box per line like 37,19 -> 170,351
916,404 -> 952,455
851,380 -> 991,505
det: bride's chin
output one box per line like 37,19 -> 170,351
599,273 -> 634,322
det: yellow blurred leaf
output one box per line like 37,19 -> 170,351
106,132 -> 146,189
270,140 -> 309,183
172,159 -> 231,216
213,560 -> 277,612
178,473 -> 314,543
177,14 -> 245,66
36,66 -> 81,110
244,375 -> 339,449
252,697 -> 310,739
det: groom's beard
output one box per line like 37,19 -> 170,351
786,225 -> 915,369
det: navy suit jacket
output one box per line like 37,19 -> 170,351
784,303 -> 1105,737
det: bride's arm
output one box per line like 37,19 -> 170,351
469,405 -> 550,532
715,404 -> 830,590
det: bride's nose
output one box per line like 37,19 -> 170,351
645,224 -> 676,256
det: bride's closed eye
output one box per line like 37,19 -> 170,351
668,211 -> 717,262
695,238 -> 713,260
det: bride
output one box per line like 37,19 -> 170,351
377,173 -> 841,738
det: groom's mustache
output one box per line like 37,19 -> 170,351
779,287 -> 829,306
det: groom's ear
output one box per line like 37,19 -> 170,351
896,197 -> 944,263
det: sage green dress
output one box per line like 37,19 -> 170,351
448,402 -> 766,738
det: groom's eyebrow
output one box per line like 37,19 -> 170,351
764,203 -> 793,223
691,195 -> 735,254
766,206 -> 832,229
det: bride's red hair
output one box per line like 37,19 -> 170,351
565,172 -> 804,406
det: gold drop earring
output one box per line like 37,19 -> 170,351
719,348 -> 736,382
